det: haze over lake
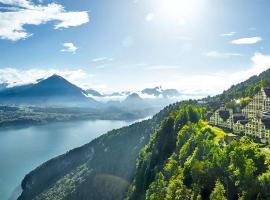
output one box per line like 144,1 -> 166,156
0,119 -> 136,200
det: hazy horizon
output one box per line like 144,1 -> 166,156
1,0 -> 270,95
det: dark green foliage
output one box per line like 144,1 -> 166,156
18,101 -> 182,200
126,105 -> 270,200
210,180 -> 227,200
18,65 -> 270,200
258,172 -> 270,198
18,119 -> 157,200
127,105 -> 203,200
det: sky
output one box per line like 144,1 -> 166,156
0,0 -> 270,96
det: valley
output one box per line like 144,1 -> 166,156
1,0 -> 269,199
0,105 -> 151,128
0,75 -> 182,129
17,68 -> 270,200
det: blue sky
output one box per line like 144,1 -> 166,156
0,0 -> 270,95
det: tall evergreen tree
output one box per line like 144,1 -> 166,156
210,180 -> 227,200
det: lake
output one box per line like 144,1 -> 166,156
0,119 -> 136,200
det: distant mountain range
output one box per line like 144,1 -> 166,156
0,83 -> 8,91
0,75 -> 97,107
85,89 -> 103,97
18,68 -> 270,200
86,86 -> 182,101
0,75 -> 183,117
141,86 -> 181,97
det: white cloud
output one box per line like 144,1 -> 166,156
231,37 -> 262,45
61,43 -> 78,53
92,57 -> 114,62
0,0 -> 32,8
250,53 -> 270,74
0,68 -> 92,88
221,31 -> 236,37
92,57 -> 107,62
165,53 -> 270,96
0,0 -> 89,41
145,13 -> 155,22
204,51 -> 242,59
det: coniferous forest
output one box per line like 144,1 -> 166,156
126,105 -> 270,200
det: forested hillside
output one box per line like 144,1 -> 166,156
18,69 -> 270,200
126,105 -> 270,200
18,101 -> 190,200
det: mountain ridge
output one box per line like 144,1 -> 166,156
0,75 -> 98,107
18,68 -> 270,200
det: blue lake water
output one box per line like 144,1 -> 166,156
0,119 -> 136,200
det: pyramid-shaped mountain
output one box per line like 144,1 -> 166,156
0,75 -> 97,107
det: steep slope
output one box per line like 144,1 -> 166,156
86,89 -> 103,97
0,75 -> 97,107
126,105 -> 270,200
0,82 -> 8,91
18,68 -> 270,200
18,101 -> 184,200
19,101 -> 270,200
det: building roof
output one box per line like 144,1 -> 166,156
219,110 -> 230,121
239,119 -> 249,125
262,118 -> 270,129
233,114 -> 246,123
263,88 -> 270,98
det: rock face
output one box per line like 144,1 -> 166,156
0,75 -> 98,107
142,86 -> 181,98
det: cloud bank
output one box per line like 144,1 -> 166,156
1,53 -> 270,99
0,0 -> 89,41
0,68 -> 89,87
167,53 -> 270,96
231,37 -> 262,45
204,51 -> 242,59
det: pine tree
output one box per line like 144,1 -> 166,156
210,180 -> 227,200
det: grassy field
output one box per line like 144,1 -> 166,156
208,124 -> 270,163
207,125 -> 236,144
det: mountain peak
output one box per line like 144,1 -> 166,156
37,75 -> 77,89
50,74 -> 64,78
0,74 -> 98,106
44,74 -> 66,81
126,93 -> 141,99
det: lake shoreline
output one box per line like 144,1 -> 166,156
0,115 -> 144,132
0,119 -> 138,200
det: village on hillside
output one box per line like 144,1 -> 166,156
209,87 -> 270,144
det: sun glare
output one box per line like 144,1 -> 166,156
157,0 -> 201,25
